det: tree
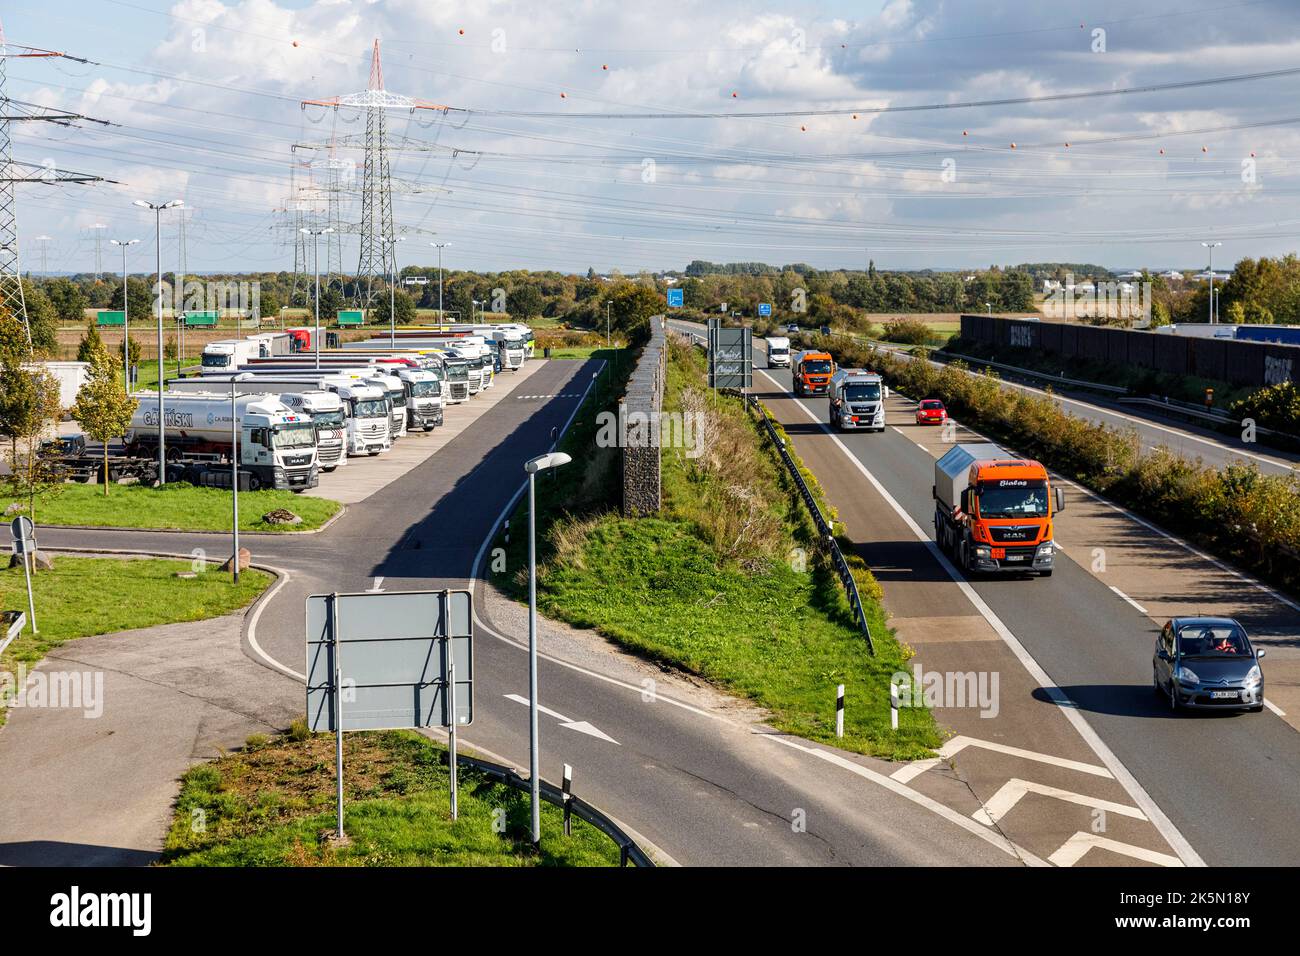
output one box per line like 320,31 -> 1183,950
43,277 -> 88,326
506,283 -> 544,318
371,287 -> 417,327
72,348 -> 138,496
109,276 -> 154,321
0,314 -> 65,519
77,318 -> 106,363
16,279 -> 59,356
604,282 -> 660,335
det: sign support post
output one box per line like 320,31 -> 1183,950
443,588 -> 458,821
331,592 -> 345,840
10,518 -> 37,634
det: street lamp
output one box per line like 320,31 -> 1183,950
985,301 -> 992,315
134,198 -> 183,484
1202,241 -> 1222,323
431,242 -> 450,321
301,227 -> 335,369
380,235 -> 406,346
110,238 -> 140,393
472,299 -> 483,324
523,450 -> 572,844
230,372 -> 253,584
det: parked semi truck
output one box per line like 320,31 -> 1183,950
325,379 -> 392,456
791,349 -> 835,395
124,392 -> 319,491
932,442 -> 1063,577
396,367 -> 444,429
828,369 -> 887,431
167,377 -> 348,470
363,372 -> 409,441
765,336 -> 791,367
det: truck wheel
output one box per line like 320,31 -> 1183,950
247,474 -> 262,491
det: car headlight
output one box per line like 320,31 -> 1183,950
1244,665 -> 1262,688
1036,543 -> 1053,556
975,546 -> 991,557
1175,665 -> 1200,684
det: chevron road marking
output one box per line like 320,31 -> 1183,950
1048,831 -> 1184,868
975,778 -> 1147,827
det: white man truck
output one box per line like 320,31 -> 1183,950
326,379 -> 392,455
828,369 -> 887,431
166,377 -> 348,470
396,367 -> 444,429
124,392 -> 319,491
489,328 -> 529,370
765,336 -> 791,367
200,339 -> 263,374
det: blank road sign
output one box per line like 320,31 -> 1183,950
306,589 -> 473,733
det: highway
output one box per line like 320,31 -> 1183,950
39,356 -> 1021,867
671,318 -> 1300,866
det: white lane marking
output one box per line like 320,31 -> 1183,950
976,778 -> 1146,827
367,576 -> 385,593
939,735 -> 1112,778
891,758 -> 941,783
1048,832 -> 1184,868
766,735 -> 1048,866
1109,586 -> 1149,615
758,365 -> 1206,867
1264,698 -> 1287,717
503,694 -> 620,744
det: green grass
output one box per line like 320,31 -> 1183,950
3,482 -> 341,532
493,340 -> 939,760
161,729 -> 622,866
1,556 -> 271,726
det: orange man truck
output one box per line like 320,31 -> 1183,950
791,349 -> 835,396
933,442 -> 1064,577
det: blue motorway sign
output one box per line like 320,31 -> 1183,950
758,302 -> 772,317
667,288 -> 684,308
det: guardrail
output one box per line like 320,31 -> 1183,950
745,394 -> 876,656
455,752 -> 655,867
932,348 -> 1129,395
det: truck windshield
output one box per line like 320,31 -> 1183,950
272,424 -> 316,449
409,380 -> 441,397
201,353 -> 232,368
353,398 -> 388,419
314,410 -> 345,429
802,360 -> 831,374
445,365 -> 468,382
844,384 -> 881,401
770,347 -> 789,356
388,390 -> 406,407
505,338 -> 524,349
977,481 -> 1049,518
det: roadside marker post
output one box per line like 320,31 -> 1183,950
562,763 -> 574,836
836,684 -> 845,738
890,682 -> 899,731
10,517 -> 37,635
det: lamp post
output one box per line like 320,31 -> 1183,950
985,301 -> 992,316
110,238 -> 140,393
606,301 -> 611,347
134,198 -> 183,484
379,235 -> 406,346
230,372 -> 253,584
523,451 -> 572,844
1202,241 -> 1222,323
472,299 -> 482,324
301,227 -> 334,369
432,242 -> 450,321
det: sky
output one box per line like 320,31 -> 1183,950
4,0 -> 1300,277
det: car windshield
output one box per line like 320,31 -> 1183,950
314,410 -> 345,428
353,398 -> 388,418
803,360 -> 831,374
977,480 -> 1049,518
1178,625 -> 1251,658
921,401 -> 943,410
409,380 -> 441,397
272,424 -> 316,449
844,384 -> 881,402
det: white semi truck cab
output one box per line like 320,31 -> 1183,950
439,355 -> 471,403
765,336 -> 791,367
126,392 -> 319,491
828,369 -> 887,432
200,339 -> 262,373
277,390 -> 348,470
364,373 -> 409,441
397,368 -> 444,429
491,328 -> 529,370
327,380 -> 392,455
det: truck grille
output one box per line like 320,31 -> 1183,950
450,383 -> 468,400
284,454 -> 312,467
319,443 -> 342,464
989,525 -> 1038,543
850,403 -> 877,416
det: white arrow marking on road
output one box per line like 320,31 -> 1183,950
1048,831 -> 1184,868
975,778 -> 1146,827
503,694 -> 620,744
367,577 -> 385,592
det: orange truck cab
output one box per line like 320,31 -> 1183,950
792,350 -> 835,396
932,442 -> 1064,577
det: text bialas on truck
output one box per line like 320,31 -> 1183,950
932,443 -> 1064,577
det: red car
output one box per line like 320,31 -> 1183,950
916,399 -> 947,424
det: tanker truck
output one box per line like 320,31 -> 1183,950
932,442 -> 1064,577
124,392 -> 320,491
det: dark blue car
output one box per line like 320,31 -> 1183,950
1153,617 -> 1266,713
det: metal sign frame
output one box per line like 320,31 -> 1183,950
707,319 -> 753,389
305,588 -> 473,834
8,517 -> 36,635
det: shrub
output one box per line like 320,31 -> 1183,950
881,318 -> 932,345
1232,381 -> 1300,436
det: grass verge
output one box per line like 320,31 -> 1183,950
161,728 -> 620,866
493,338 -> 939,760
1,556 -> 271,726
2,482 -> 341,532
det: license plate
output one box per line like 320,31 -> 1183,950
1210,690 -> 1238,699
991,548 -> 1006,559
1004,553 -> 1025,561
